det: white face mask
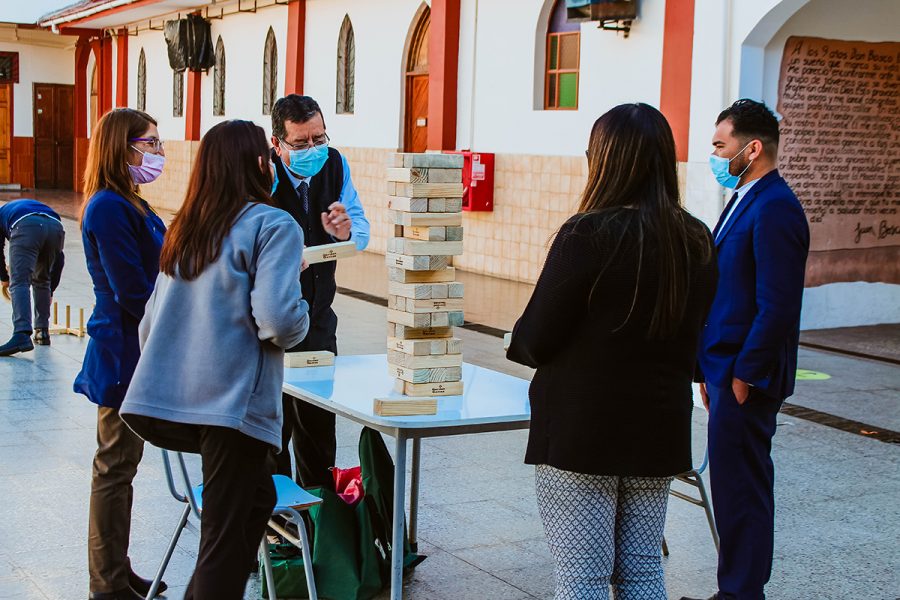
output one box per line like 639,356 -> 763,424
128,146 -> 166,184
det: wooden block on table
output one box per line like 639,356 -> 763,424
374,397 -> 438,416
390,363 -> 463,384
284,351 -> 335,368
444,198 -> 463,213
445,226 -> 464,241
426,169 -> 463,183
388,336 -> 447,356
447,311 -> 465,326
400,153 -> 464,169
447,282 -> 464,298
388,281 -> 434,300
387,295 -> 407,311
386,308 -> 431,328
429,312 -> 450,327
392,239 -> 463,257
391,324 -> 453,339
393,183 -> 463,199
394,379 -> 464,397
406,226 -> 446,241
388,350 -> 463,369
427,198 -> 446,213
387,197 -> 428,213
386,167 -> 463,184
388,267 -> 456,283
401,298 -> 465,313
390,210 -> 463,227
303,241 -> 356,265
446,337 -> 462,354
430,283 -> 448,299
385,252 -> 450,271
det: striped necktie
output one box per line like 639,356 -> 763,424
297,181 -> 310,215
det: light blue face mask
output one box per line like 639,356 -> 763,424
283,142 -> 329,178
270,161 -> 279,195
709,142 -> 753,189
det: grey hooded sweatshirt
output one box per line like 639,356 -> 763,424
121,203 -> 309,450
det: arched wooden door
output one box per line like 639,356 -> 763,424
404,7 -> 430,153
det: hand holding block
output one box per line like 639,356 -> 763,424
303,241 -> 356,265
374,398 -> 438,416
394,379 -> 464,397
285,351 -> 336,368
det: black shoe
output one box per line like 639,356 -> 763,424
88,587 -> 144,600
33,328 -> 51,345
128,569 -> 168,596
0,333 -> 34,357
679,595 -> 718,600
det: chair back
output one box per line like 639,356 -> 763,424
159,449 -> 202,519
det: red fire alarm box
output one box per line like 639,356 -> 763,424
446,151 -> 494,211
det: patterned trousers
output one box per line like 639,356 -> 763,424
535,464 -> 673,600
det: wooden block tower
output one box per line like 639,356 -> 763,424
385,152 -> 465,398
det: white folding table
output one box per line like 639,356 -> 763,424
283,353 -> 531,600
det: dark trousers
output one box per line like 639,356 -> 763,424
8,215 -> 65,334
276,323 -> 338,490
185,426 -> 276,600
89,407 -> 144,593
708,384 -> 782,600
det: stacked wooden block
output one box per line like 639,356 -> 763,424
385,152 -> 465,399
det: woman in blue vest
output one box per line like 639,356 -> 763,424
74,108 -> 169,600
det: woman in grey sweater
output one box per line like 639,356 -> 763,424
120,120 -> 309,599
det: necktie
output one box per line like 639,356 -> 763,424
713,192 -> 739,241
297,181 -> 310,215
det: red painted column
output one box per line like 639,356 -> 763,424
427,0 -> 460,151
116,29 -> 128,107
285,0 -> 306,95
93,37 -> 114,115
659,0 -> 696,162
185,70 -> 202,141
74,35 -> 91,138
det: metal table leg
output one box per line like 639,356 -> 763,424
391,433 -> 408,600
409,437 -> 422,547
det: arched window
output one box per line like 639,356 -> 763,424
544,0 -> 579,110
403,4 -> 430,153
213,36 -> 225,116
262,28 -> 278,115
336,15 -> 355,114
137,49 -> 146,111
89,62 -> 99,132
173,70 -> 184,117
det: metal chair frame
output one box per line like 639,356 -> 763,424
146,449 -> 320,600
663,449 -> 719,556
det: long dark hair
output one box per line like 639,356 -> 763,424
81,108 -> 157,222
159,120 -> 274,280
578,103 -> 713,339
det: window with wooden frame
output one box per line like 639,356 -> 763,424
262,28 -> 278,115
213,37 -> 225,116
0,52 -> 19,84
336,15 -> 355,114
137,49 -> 147,111
545,0 -> 580,110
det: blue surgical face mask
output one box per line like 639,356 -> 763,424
269,161 -> 279,195
709,142 -> 753,189
283,142 -> 329,178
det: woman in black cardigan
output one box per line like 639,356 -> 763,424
508,103 -> 717,599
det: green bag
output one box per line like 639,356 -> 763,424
262,428 -> 425,600
260,543 -> 310,599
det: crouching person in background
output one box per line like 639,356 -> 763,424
120,120 -> 310,599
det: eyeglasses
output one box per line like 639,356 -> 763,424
279,133 -> 330,152
130,137 -> 164,151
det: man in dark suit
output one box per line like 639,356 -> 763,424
682,99 -> 809,600
269,95 -> 370,489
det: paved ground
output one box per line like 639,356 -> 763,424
0,212 -> 898,599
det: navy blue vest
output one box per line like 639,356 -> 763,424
271,147 -> 344,352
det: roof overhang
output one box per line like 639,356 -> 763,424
39,0 -> 211,31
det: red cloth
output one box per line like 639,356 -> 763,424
331,465 -> 364,506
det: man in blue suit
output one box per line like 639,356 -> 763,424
682,100 -> 809,600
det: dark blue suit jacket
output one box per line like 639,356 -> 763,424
74,190 -> 166,409
697,170 -> 809,401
